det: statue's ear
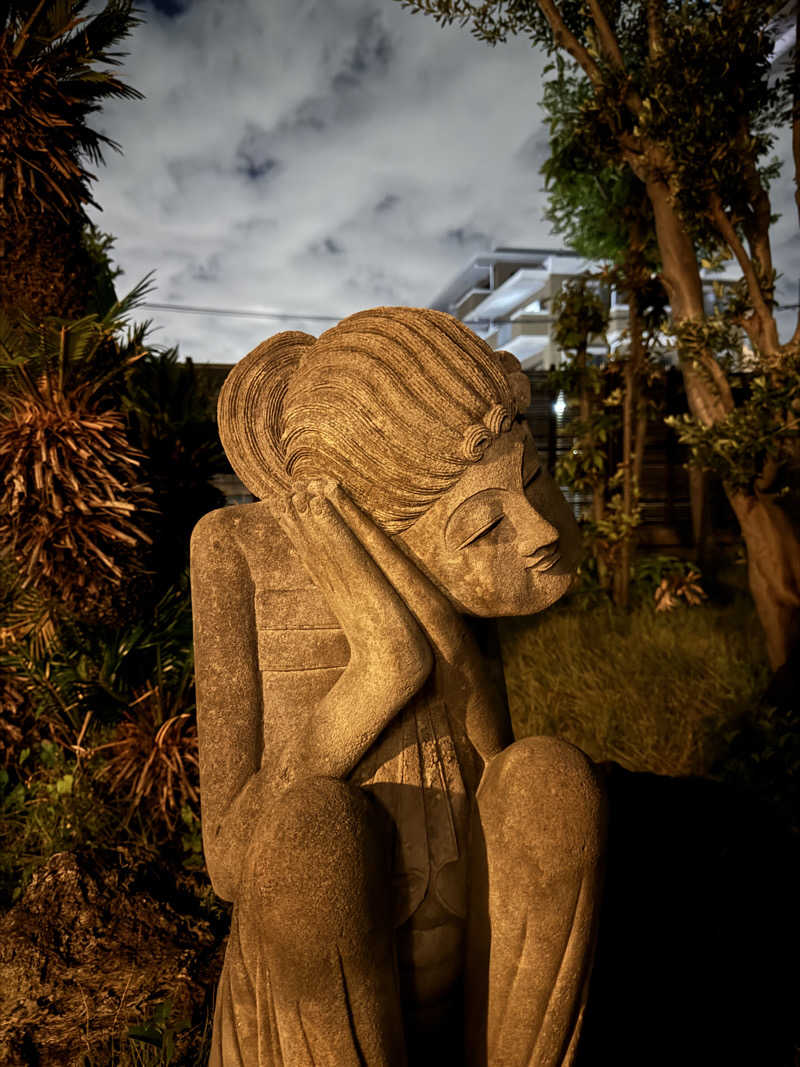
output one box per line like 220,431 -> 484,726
218,331 -> 316,501
495,349 -> 531,412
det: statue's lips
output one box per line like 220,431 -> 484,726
525,547 -> 561,572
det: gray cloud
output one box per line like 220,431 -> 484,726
234,123 -> 282,182
86,0 -> 797,364
374,193 -> 400,213
331,11 -> 394,91
445,226 -> 491,249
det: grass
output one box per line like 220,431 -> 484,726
81,998 -> 213,1066
498,591 -> 771,777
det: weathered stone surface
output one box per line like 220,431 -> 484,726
191,307 -> 607,1065
0,849 -> 226,1066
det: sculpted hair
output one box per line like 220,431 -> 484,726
219,307 -> 526,533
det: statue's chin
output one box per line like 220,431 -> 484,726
453,570 -> 576,619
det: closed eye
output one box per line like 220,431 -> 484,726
457,514 -> 503,550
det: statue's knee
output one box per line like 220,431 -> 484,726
478,737 -> 606,859
243,776 -> 392,939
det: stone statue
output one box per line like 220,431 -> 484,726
190,307 -> 607,1067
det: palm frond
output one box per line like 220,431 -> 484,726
0,382 -> 155,616
0,277 -> 155,403
93,691 -> 199,835
0,565 -> 59,660
102,272 -> 156,332
0,0 -> 142,215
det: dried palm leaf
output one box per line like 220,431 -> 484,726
93,683 -> 199,835
0,385 -> 154,617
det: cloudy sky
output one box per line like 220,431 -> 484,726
86,0 -> 799,365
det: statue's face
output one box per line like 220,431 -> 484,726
395,420 -> 581,616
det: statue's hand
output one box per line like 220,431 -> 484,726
296,479 -> 509,761
304,479 -> 470,660
309,481 -> 510,758
275,483 -> 433,698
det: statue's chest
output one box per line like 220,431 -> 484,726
252,580 -> 351,714
253,584 -> 349,668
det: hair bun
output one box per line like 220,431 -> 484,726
461,423 -> 493,462
483,404 -> 512,436
218,331 -> 315,499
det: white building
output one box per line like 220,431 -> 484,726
430,246 -> 740,369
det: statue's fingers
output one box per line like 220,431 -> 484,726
305,477 -> 336,497
278,496 -> 338,596
325,483 -> 430,591
323,481 -> 465,651
324,482 -> 389,549
292,492 -> 373,606
304,494 -> 405,622
306,494 -> 364,585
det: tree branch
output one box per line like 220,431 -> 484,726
736,117 -> 775,291
10,0 -> 49,60
537,0 -> 604,87
587,0 -> 625,70
646,0 -> 664,58
708,192 -> 780,355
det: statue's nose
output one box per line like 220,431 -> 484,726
507,496 -> 559,558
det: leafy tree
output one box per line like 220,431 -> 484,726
82,221 -> 124,317
549,272 -> 668,605
397,0 -> 800,674
541,56 -> 671,605
550,276 -> 610,525
0,0 -> 142,324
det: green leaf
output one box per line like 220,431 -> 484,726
55,773 -> 74,795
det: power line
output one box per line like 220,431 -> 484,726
139,300 -> 526,326
140,298 -> 800,324
140,301 -> 342,323
139,300 -> 541,326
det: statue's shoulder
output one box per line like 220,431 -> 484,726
191,501 -> 298,583
192,500 -> 276,547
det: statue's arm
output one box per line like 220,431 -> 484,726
271,490 -> 434,786
191,507 -> 277,901
191,500 -> 433,900
312,480 -> 513,761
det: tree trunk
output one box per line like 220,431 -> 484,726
728,490 -> 800,672
614,291 -> 642,609
644,177 -> 800,673
577,342 -> 604,524
633,409 -> 647,493
0,207 -> 95,325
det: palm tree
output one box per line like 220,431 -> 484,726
0,280 -> 156,621
0,0 -> 142,324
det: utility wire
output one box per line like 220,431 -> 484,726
139,300 -> 523,325
141,299 -> 800,324
141,301 -> 342,323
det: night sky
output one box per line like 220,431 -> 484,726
85,0 -> 799,365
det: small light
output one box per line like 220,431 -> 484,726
553,391 -> 567,419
